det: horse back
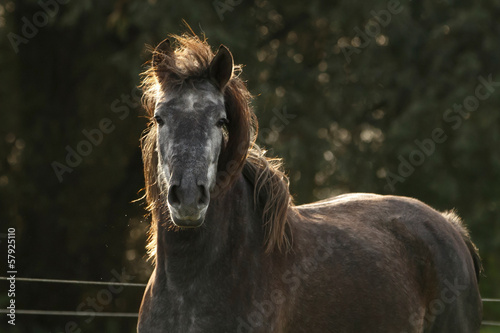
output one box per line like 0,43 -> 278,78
286,193 -> 482,332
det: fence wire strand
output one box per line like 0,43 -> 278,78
0,309 -> 138,317
0,276 -> 498,324
482,321 -> 500,326
0,276 -> 147,287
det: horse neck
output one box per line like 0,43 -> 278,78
155,174 -> 263,284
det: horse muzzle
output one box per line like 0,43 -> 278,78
167,180 -> 210,228
169,207 -> 207,228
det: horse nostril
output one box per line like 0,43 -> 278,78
168,182 -> 208,212
167,185 -> 181,207
198,185 -> 209,206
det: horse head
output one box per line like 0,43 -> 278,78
151,39 -> 235,227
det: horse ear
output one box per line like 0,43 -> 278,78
209,45 -> 233,89
153,39 -> 173,77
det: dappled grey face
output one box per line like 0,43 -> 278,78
154,81 -> 227,227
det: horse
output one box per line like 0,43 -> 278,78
137,34 -> 482,333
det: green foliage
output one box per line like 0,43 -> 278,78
0,0 -> 499,331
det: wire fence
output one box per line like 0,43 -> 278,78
0,276 -> 146,287
1,276 -> 499,326
0,309 -> 139,317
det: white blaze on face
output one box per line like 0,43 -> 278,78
182,91 -> 223,110
183,91 -> 225,191
155,84 -> 226,192
184,92 -> 197,110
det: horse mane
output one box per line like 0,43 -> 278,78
140,33 -> 293,261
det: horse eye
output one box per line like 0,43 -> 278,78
216,118 -> 228,128
154,115 -> 164,126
